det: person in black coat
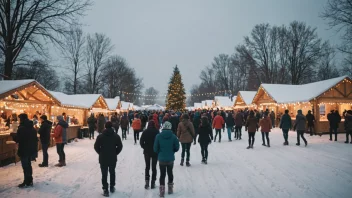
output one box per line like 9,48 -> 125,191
38,115 -> 52,167
306,110 -> 316,136
328,110 -> 341,141
11,113 -> 38,188
141,113 -> 148,130
169,113 -> 180,136
198,116 -> 213,164
140,120 -> 159,189
94,122 -> 123,197
225,113 -> 235,141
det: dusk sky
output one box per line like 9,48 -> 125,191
79,0 -> 341,94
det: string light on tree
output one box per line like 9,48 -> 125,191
166,65 -> 186,110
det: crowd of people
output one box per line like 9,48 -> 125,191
8,107 -> 352,197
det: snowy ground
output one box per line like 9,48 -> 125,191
0,128 -> 352,198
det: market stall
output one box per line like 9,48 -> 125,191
145,104 -> 165,111
194,103 -> 202,110
120,101 -> 132,112
49,91 -> 108,141
233,91 -> 257,109
214,96 -> 236,110
252,76 -> 352,133
0,80 -> 60,165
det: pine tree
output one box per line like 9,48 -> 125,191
166,65 -> 186,110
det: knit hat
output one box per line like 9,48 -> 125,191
57,115 -> 63,121
105,121 -> 112,129
163,121 -> 172,130
18,113 -> 28,120
297,110 -> 302,114
148,120 -> 155,128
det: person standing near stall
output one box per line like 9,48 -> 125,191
94,121 -> 123,197
38,115 -> 52,167
344,110 -> 352,144
53,115 -> 68,167
87,113 -> 97,140
245,111 -> 258,149
140,120 -> 159,189
259,112 -> 272,147
280,110 -> 292,146
11,114 -> 38,188
306,110 -> 316,136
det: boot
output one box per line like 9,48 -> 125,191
159,185 -> 165,198
151,180 -> 156,189
186,161 -> 191,167
201,158 -> 205,164
296,143 -> 300,146
305,142 -> 308,147
145,179 -> 150,189
110,186 -> 115,193
345,141 -> 349,144
55,161 -> 63,167
103,189 -> 109,197
246,146 -> 251,149
180,159 -> 184,166
251,144 -> 254,149
204,159 -> 207,164
18,181 -> 26,188
38,163 -> 48,167
262,143 -> 266,146
168,183 -> 174,194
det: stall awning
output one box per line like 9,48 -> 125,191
49,91 -> 108,109
0,80 -> 59,104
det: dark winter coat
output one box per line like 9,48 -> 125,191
255,112 -> 262,122
87,116 -> 96,129
192,112 -> 201,130
38,120 -> 52,144
294,113 -> 306,131
280,114 -> 292,130
141,114 -> 148,129
344,112 -> 352,131
120,116 -> 129,129
235,112 -> 244,126
97,115 -> 106,133
94,128 -> 123,165
225,113 -> 235,128
169,115 -> 180,134
198,124 -> 213,145
270,112 -> 275,120
328,112 -> 341,129
111,115 -> 120,131
306,113 -> 315,126
154,129 -> 180,163
259,116 -> 272,132
245,117 -> 258,132
140,127 -> 159,156
12,119 -> 38,158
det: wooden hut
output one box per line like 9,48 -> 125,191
252,76 -> 352,133
233,91 -> 257,109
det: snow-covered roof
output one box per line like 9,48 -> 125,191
214,96 -> 236,107
146,104 -> 165,111
194,103 -> 202,109
259,76 -> 349,104
0,79 -> 36,96
205,100 -> 214,107
120,101 -> 131,110
105,98 -> 120,111
238,91 -> 257,105
49,91 -> 106,109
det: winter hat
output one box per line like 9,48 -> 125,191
57,115 -> 63,121
148,120 -> 155,128
297,110 -> 302,114
105,121 -> 113,129
163,121 -> 172,130
18,113 -> 28,120
40,115 -> 48,120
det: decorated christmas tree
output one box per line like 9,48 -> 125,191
166,65 -> 186,110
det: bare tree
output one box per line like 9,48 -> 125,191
317,44 -> 340,80
144,87 -> 159,105
13,59 -> 60,90
85,33 -> 113,94
61,26 -> 85,94
0,0 -> 91,79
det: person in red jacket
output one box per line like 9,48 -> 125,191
212,112 -> 225,143
132,114 -> 142,145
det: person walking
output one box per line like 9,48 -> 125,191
306,110 -> 316,136
141,113 -> 148,130
212,112 -> 225,143
87,113 -> 97,140
38,115 -> 52,167
280,110 -> 292,146
170,113 -> 180,136
294,110 -> 308,146
140,120 -> 159,189
97,114 -> 106,134
111,112 -> 120,134
344,110 -> 352,144
132,114 -> 142,145
270,111 -> 276,128
53,115 -> 68,167
154,121 -> 180,197
234,110 -> 244,140
225,112 -> 235,142
11,114 -> 38,188
177,114 -> 195,167
245,111 -> 258,149
192,111 -> 201,145
259,112 -> 272,147
94,122 -> 123,197
120,114 -> 129,140
198,116 -> 213,164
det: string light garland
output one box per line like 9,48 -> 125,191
120,90 -> 231,98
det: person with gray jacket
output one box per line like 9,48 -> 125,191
294,110 -> 308,146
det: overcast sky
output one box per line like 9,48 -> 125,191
80,0 -> 341,94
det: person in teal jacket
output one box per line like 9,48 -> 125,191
154,121 -> 180,197
280,110 -> 292,145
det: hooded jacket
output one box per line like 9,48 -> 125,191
154,129 -> 180,163
94,128 -> 123,165
177,119 -> 195,143
198,122 -> 213,144
38,120 -> 53,144
132,118 -> 142,131
280,113 -> 292,130
306,112 -> 315,125
140,124 -> 159,156
53,120 -> 68,143
294,112 -> 306,131
225,113 -> 235,128
344,112 -> 352,131
12,119 -> 38,157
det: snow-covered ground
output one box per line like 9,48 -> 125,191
1,128 -> 352,198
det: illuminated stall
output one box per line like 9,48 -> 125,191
214,96 -> 236,110
0,80 -> 59,164
233,91 -> 257,109
252,76 -> 352,133
194,103 -> 202,110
